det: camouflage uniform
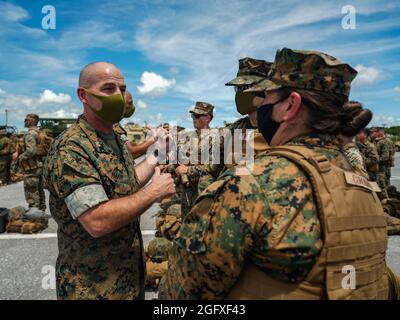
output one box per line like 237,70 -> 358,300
342,142 -> 368,178
194,58 -> 272,188
356,140 -> 379,181
19,128 -> 46,211
0,133 -> 14,185
43,116 -> 145,300
113,123 -> 129,143
160,49 -> 388,300
160,134 -> 354,299
375,136 -> 391,197
387,138 -> 396,186
179,102 -> 219,215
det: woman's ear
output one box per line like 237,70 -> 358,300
283,91 -> 302,121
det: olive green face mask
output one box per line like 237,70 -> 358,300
124,102 -> 135,118
235,91 -> 257,115
84,88 -> 125,123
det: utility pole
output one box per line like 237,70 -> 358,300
5,109 -> 8,126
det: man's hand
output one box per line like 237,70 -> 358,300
12,151 -> 19,161
147,167 -> 176,202
176,165 -> 189,175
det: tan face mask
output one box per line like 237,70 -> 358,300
84,88 -> 125,123
124,102 -> 135,118
235,91 -> 257,115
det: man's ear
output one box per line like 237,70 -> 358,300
282,91 -> 302,122
77,87 -> 88,104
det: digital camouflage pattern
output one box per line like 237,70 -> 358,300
0,134 -> 14,184
113,123 -> 129,143
199,116 -> 264,183
146,237 -> 172,262
155,204 -> 182,240
19,128 -> 46,210
245,48 -> 358,97
18,128 -> 39,170
24,169 -> 46,211
189,102 -> 214,116
375,136 -> 392,197
43,116 -> 145,300
225,57 -> 273,87
342,142 -> 368,178
160,133 -> 355,299
179,128 -> 221,214
356,140 -> 379,181
387,138 -> 396,186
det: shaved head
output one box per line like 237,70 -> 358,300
79,61 -> 123,88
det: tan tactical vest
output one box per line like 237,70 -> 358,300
226,145 -> 389,300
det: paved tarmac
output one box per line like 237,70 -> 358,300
0,154 -> 400,300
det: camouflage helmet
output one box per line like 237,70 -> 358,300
146,237 -> 172,262
226,57 -> 273,87
166,204 -> 181,218
245,48 -> 358,97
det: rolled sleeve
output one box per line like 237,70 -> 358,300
65,184 -> 109,219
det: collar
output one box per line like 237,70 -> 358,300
77,115 -> 124,155
287,133 -> 341,149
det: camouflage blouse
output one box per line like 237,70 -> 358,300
43,116 -> 145,300
160,133 -> 354,299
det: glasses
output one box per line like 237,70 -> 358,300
191,114 -> 203,119
235,86 -> 266,99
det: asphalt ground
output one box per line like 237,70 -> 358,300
0,155 -> 400,300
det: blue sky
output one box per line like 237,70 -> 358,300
0,0 -> 399,130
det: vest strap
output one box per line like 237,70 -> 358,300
327,240 -> 387,262
327,215 -> 387,232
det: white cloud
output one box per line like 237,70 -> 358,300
38,90 -> 72,105
0,2 -> 29,22
395,86 -> 400,93
353,65 -> 382,85
137,99 -> 148,109
137,72 -> 176,97
41,109 -> 80,118
148,112 -> 164,123
0,89 -> 80,127
369,115 -> 400,127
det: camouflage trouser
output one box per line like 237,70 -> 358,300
23,168 -> 46,211
377,167 -> 388,199
0,155 -> 12,185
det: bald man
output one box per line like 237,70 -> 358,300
43,62 -> 176,300
113,90 -> 157,159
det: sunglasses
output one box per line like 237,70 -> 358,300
252,92 -> 266,98
191,113 -> 203,119
235,86 -> 266,99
